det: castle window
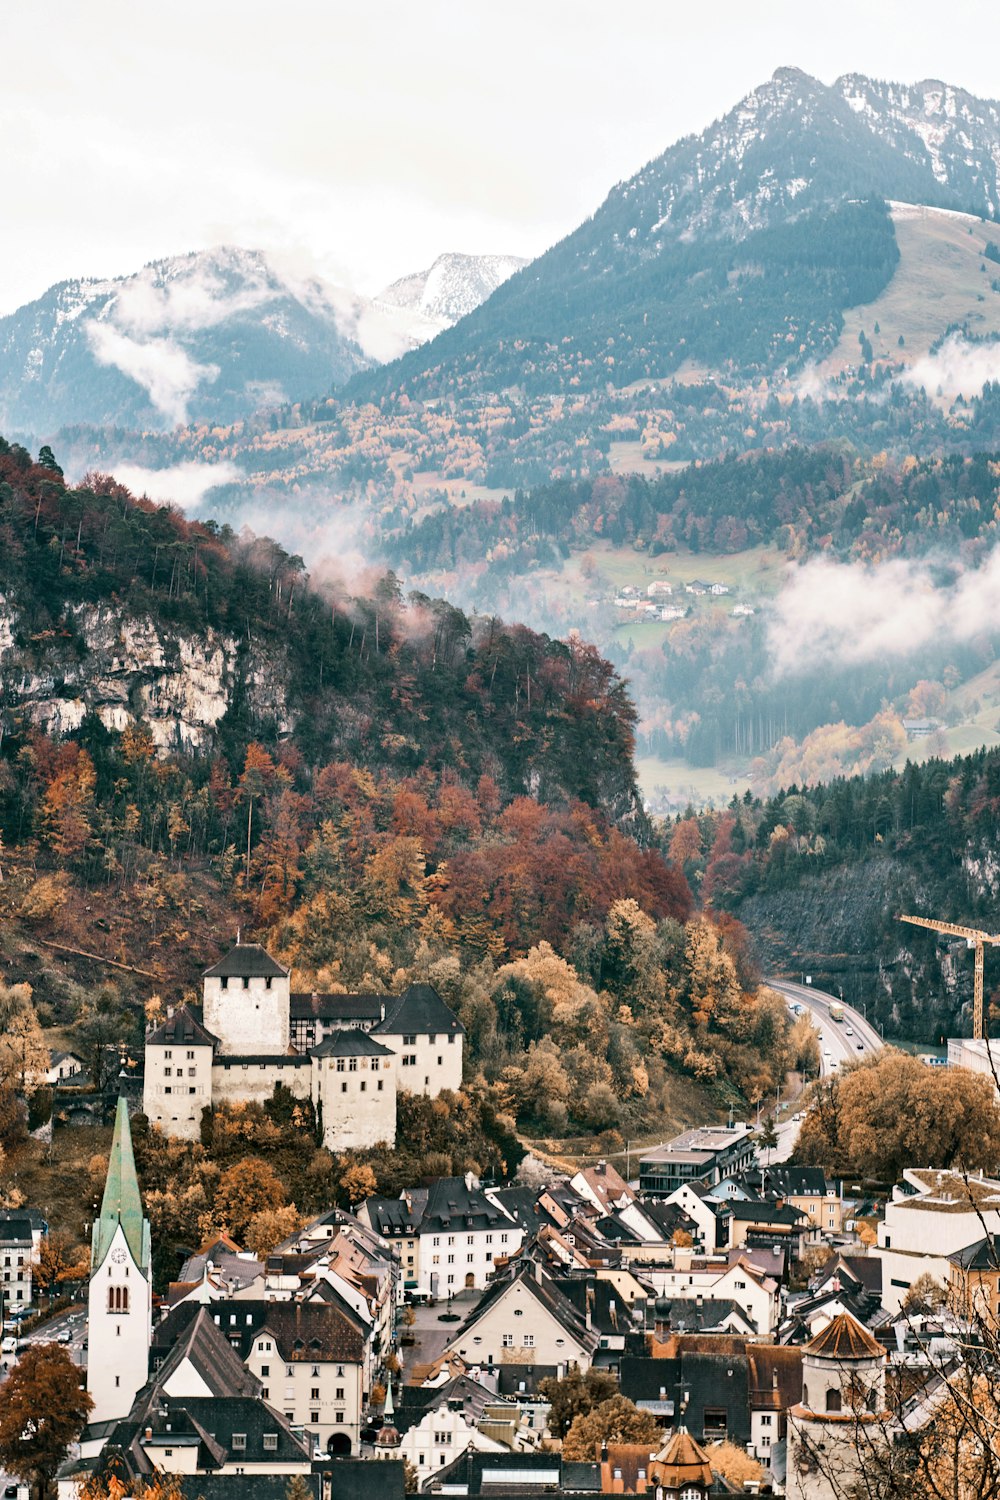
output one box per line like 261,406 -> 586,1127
336,1060 -> 345,1072
360,1081 -> 367,1092
378,1081 -> 384,1092
449,1034 -> 455,1043
242,977 -> 249,989
349,1059 -> 358,1072
187,1051 -> 195,1060
164,1051 -> 172,1060
266,977 -> 273,989
826,1389 -> 842,1413
221,978 -> 228,989
341,1082 -> 348,1093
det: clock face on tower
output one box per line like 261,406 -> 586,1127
111,1247 -> 127,1264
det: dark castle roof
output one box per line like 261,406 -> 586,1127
203,944 -> 289,980
372,983 -> 464,1037
147,1004 -> 219,1049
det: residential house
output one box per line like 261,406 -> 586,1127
413,1175 -> 523,1298
660,1184 -> 732,1254
0,1208 -> 45,1312
641,1256 -> 780,1336
392,1380 -> 512,1487
153,1297 -> 367,1454
357,1190 -> 428,1294
46,1050 -> 83,1084
446,1262 -> 599,1378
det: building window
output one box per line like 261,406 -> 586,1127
342,1082 -> 348,1093
336,1387 -> 344,1399
336,1059 -> 345,1072
523,1334 -> 534,1347
232,1434 -> 247,1450
349,1059 -> 358,1072
263,1434 -> 278,1451
360,1081 -> 367,1092
502,1334 -> 514,1348
336,1413 -> 344,1424
108,1285 -> 129,1314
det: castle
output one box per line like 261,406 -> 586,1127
142,943 -> 465,1148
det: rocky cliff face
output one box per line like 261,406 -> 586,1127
0,593 -> 293,751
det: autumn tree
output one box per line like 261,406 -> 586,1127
561,1396 -> 663,1460
0,1003 -> 49,1096
32,1232 -> 90,1305
0,1342 -> 93,1497
213,1157 -> 287,1241
705,1442 -> 764,1488
338,1163 -> 377,1207
538,1367 -> 618,1438
796,1049 -> 1000,1180
245,1205 -> 302,1258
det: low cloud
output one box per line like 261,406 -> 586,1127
86,321 -> 219,425
903,332 -> 1000,399
768,551 -> 1000,676
110,459 -> 243,511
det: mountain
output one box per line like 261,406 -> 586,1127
0,246 -> 373,436
373,252 -> 528,341
351,68 -> 1000,400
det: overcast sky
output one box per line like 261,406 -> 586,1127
3,0 -> 999,314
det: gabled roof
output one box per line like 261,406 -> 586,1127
449,1263 -> 599,1356
949,1235 -> 1000,1270
804,1311 -> 884,1360
372,982 -> 464,1037
154,1306 -> 262,1398
92,1096 -> 149,1272
310,1029 -> 395,1059
203,944 -> 289,980
147,1004 -> 219,1049
0,1217 -> 33,1245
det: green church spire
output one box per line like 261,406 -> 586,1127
92,1096 -> 150,1272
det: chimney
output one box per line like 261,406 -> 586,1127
144,1427 -> 152,1441
596,1160 -> 606,1176
772,1371 -> 779,1390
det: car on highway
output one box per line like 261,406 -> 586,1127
845,1026 -> 854,1035
823,1048 -> 833,1057
857,1042 -> 864,1049
56,1329 -> 71,1344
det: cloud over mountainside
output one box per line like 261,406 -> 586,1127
768,551 -> 1000,675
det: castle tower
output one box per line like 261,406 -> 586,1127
202,943 -> 290,1056
86,1097 -> 152,1424
785,1312 -> 887,1500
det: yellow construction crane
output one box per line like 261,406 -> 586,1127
899,915 -> 1000,1040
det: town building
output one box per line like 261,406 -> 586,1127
0,1208 -> 45,1313
875,1170 -> 1000,1313
639,1126 -> 756,1197
142,943 -> 463,1149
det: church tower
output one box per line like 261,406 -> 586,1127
87,1097 -> 152,1424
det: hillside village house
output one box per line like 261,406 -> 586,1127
143,943 -> 464,1148
361,1176 -> 524,1299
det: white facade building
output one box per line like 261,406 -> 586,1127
143,944 -> 464,1151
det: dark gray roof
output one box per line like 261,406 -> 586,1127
951,1236 -> 1000,1270
152,1308 -> 261,1399
372,982 -> 464,1037
291,992 -> 386,1023
203,944 -> 289,980
451,1263 -> 599,1357
0,1207 -> 46,1232
726,1199 -> 807,1225
0,1217 -> 33,1244
395,1375 -> 507,1436
154,1298 -> 366,1366
310,1030 -> 395,1059
421,1176 -> 507,1235
655,1297 -> 756,1333
362,1192 -> 428,1237
147,1004 -> 219,1049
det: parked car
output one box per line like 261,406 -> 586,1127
0,1337 -> 16,1355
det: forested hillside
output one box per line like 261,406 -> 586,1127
0,437 -> 799,1184
668,746 -> 1000,1040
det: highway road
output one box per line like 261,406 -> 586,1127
765,978 -> 884,1163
